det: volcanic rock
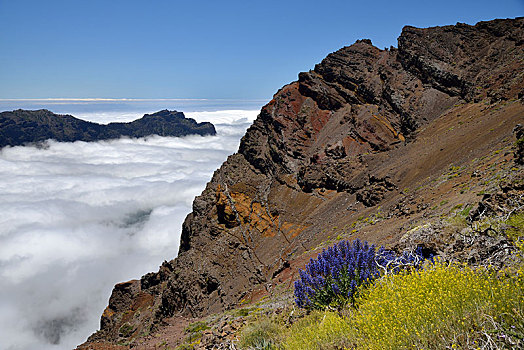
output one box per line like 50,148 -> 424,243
515,124 -> 524,164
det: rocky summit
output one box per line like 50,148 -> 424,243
0,109 -> 216,148
79,17 -> 524,349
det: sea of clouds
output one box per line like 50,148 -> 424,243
0,108 -> 259,350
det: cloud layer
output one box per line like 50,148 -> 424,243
0,110 -> 258,350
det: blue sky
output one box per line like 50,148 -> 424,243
0,0 -> 522,99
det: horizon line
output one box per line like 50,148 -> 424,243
0,98 -> 269,102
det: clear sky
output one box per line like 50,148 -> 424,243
0,0 -> 522,100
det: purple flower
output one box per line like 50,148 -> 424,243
294,239 -> 428,309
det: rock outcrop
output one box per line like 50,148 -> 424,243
515,124 -> 524,164
0,109 -> 216,148
80,17 -> 524,348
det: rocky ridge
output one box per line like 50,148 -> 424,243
0,109 -> 216,148
79,17 -> 524,349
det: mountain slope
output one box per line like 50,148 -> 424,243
0,109 -> 216,148
79,17 -> 524,348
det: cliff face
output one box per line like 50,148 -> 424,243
0,109 -> 216,148
81,18 -> 524,347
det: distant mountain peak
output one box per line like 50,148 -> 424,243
0,109 -> 216,148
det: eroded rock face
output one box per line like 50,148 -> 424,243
398,19 -> 524,102
81,18 -> 524,347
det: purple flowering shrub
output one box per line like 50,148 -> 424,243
294,240 -> 428,309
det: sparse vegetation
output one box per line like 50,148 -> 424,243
238,317 -> 281,349
505,210 -> 524,242
175,343 -> 196,350
446,203 -> 472,230
184,320 -> 209,343
185,320 -> 209,334
118,322 -> 134,338
236,308 -> 253,317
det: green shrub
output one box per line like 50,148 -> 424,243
185,320 -> 209,333
446,204 -> 472,231
238,317 -> 281,349
184,320 -> 209,343
506,210 -> 524,242
118,322 -> 134,338
236,308 -> 252,317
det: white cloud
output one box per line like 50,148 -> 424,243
0,110 -> 258,350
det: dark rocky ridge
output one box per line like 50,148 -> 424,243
79,17 -> 524,348
0,109 -> 216,148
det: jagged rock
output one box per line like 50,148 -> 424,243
398,19 -> 524,102
469,175 -> 524,222
515,124 -> 524,165
399,221 -> 518,269
325,141 -> 347,159
356,176 -> 397,207
0,109 -> 216,148
398,176 -> 524,268
398,223 -> 442,253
